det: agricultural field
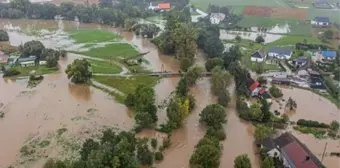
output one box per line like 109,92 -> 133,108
190,0 -> 288,11
68,29 -> 120,43
88,59 -> 122,74
242,6 -> 308,20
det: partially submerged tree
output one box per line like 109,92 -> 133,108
0,29 -> 9,41
184,66 -> 204,86
22,40 -> 45,58
234,154 -> 252,168
255,35 -> 265,43
254,125 -> 274,142
205,57 -> 224,72
199,104 -> 227,129
285,97 -> 297,112
65,59 -> 92,84
330,120 -> 340,131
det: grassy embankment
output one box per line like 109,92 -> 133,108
16,66 -> 59,77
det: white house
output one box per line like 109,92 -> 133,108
311,17 -> 330,26
210,13 -> 225,25
148,2 -> 158,10
267,46 -> 292,60
250,50 -> 266,62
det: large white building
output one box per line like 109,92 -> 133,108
267,46 -> 292,60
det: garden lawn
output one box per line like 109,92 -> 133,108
72,43 -> 139,59
190,0 -> 288,11
93,75 -> 159,103
69,29 -> 119,43
16,66 -> 58,76
88,59 -> 122,74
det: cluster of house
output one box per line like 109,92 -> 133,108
210,13 -> 226,25
261,132 -> 323,168
0,50 -> 45,68
247,78 -> 271,100
148,2 -> 171,11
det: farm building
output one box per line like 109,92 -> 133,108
17,56 -> 37,67
321,51 -> 336,59
148,2 -> 171,11
311,17 -> 330,26
251,50 -> 266,62
210,13 -> 225,24
261,133 -> 323,168
267,47 -> 292,60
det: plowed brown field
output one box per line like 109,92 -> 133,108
243,6 -> 308,20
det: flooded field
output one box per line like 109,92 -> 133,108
220,30 -> 284,43
0,18 -> 338,168
271,87 -> 339,123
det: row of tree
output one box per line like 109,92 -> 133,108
0,0 -> 157,27
43,129 -> 167,168
190,104 -> 227,168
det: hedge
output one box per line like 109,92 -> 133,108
297,119 -> 329,128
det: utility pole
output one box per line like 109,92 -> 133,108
321,142 -> 328,163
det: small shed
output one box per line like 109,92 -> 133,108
251,50 -> 266,62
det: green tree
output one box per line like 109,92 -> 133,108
173,23 -> 198,71
184,66 -> 204,86
204,35 -> 224,58
211,66 -> 231,106
205,57 -> 224,72
261,157 -> 275,168
282,114 -> 289,123
10,0 -> 30,14
176,77 -> 188,97
166,97 -> 184,128
235,35 -> 241,42
234,154 -> 252,168
80,139 -> 99,160
330,120 -> 340,131
249,104 -> 263,121
65,59 -> 92,84
323,30 -> 334,39
190,144 -> 221,168
254,125 -> 274,142
137,143 -> 153,165
199,104 -> 226,129
22,40 -> 45,58
255,35 -> 265,43
125,94 -> 135,107
0,29 -> 9,41
269,85 -> 283,98
155,152 -> 164,161
151,138 -> 157,149
223,45 -> 243,69
261,99 -> 270,122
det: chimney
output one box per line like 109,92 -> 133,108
305,155 -> 310,161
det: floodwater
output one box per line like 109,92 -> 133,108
271,87 -> 339,123
0,18 -> 336,168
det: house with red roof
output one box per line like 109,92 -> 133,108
261,132 -> 323,168
148,2 -> 171,11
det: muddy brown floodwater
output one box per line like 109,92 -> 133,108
1,18 -> 336,168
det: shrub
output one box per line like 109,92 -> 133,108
296,119 -> 329,128
269,86 -> 283,98
151,138 -> 157,149
330,120 -> 340,131
3,67 -> 20,77
206,127 -> 226,140
255,35 -> 265,43
155,152 -> 164,161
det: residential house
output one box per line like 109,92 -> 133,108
249,81 -> 260,96
148,2 -> 171,11
148,2 -> 158,10
17,56 -> 37,67
210,13 -> 226,25
251,50 -> 266,62
267,47 -> 292,60
262,132 -> 323,168
311,17 -> 330,26
321,50 -> 336,60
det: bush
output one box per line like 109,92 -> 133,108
151,138 -> 157,149
296,119 -> 329,128
3,67 -> 20,77
255,35 -> 265,43
327,131 -> 337,139
269,86 -> 283,98
205,58 -> 224,72
206,127 -> 226,140
0,29 -> 9,41
124,93 -> 135,107
155,152 -> 164,161
330,120 -> 340,131
282,114 -> 289,123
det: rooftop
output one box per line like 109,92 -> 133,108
315,16 -> 330,23
17,56 -> 37,63
321,51 -> 336,57
158,3 -> 170,9
282,142 -> 318,168
249,81 -> 260,92
268,46 -> 292,56
251,50 -> 266,58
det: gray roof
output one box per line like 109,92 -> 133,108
17,56 -> 37,63
268,47 -> 292,56
251,50 -> 266,58
262,137 -> 276,151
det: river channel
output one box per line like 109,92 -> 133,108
0,19 -> 338,168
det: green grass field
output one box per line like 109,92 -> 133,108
191,0 -> 288,11
69,29 -> 119,43
16,66 -> 59,77
308,8 -> 340,24
88,59 -> 122,74
93,75 -> 160,103
265,36 -> 323,49
72,43 -> 139,59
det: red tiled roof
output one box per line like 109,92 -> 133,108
249,81 -> 259,92
158,3 -> 170,9
259,88 -> 265,94
282,142 -> 318,168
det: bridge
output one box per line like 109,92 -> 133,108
148,71 -> 212,77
